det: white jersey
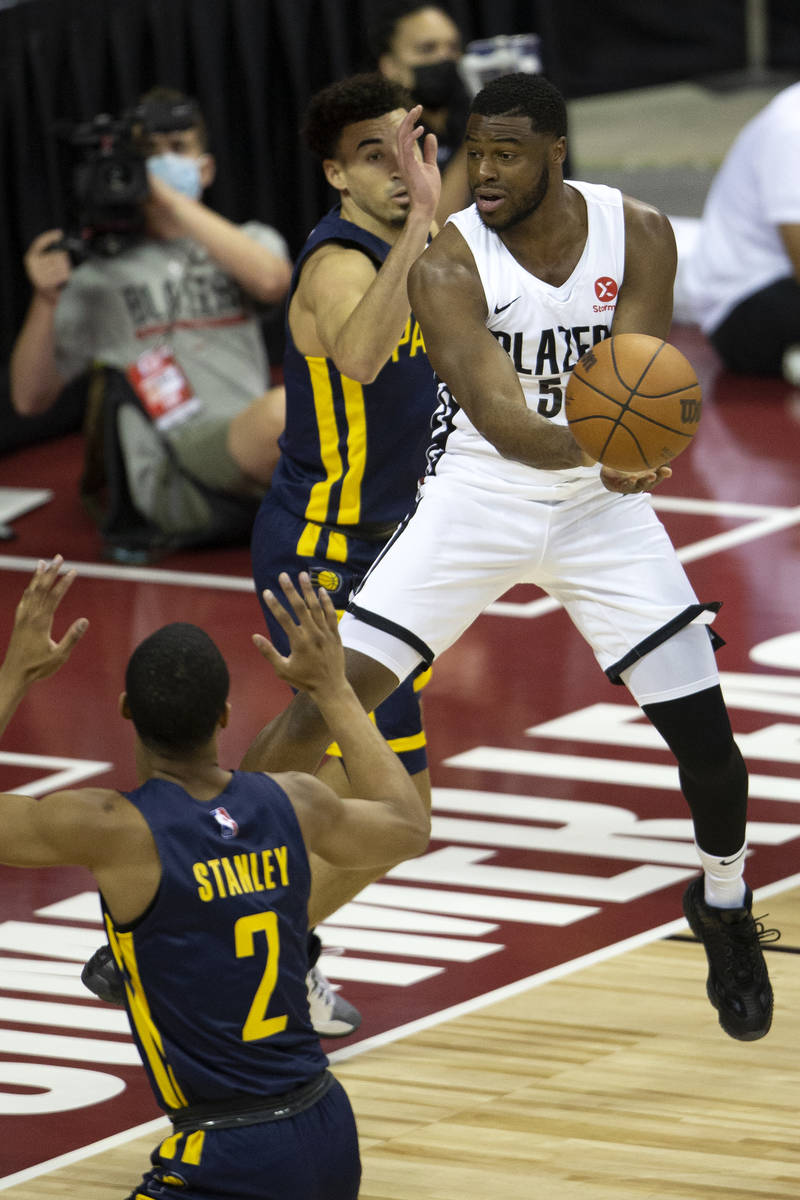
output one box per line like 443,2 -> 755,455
683,82 -> 800,333
427,180 -> 625,501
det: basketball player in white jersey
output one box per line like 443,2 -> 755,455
243,73 -> 776,1042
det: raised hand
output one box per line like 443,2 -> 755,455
4,556 -> 88,682
396,104 -> 441,221
0,557 -> 88,737
24,230 -> 72,302
252,572 -> 347,701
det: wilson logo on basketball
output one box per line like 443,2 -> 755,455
594,277 -> 618,301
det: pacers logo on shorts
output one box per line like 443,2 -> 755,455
311,569 -> 343,595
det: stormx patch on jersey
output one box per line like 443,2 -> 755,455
210,806 -> 239,839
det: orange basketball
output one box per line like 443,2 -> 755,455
565,334 -> 702,472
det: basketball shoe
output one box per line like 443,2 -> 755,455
682,877 -> 778,1040
82,935 -> 363,1039
306,930 -> 362,1038
81,943 -> 125,1005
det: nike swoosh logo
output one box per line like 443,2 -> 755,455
719,849 -> 746,866
494,297 -> 520,314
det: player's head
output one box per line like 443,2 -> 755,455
123,622 -> 230,754
470,73 -> 567,139
465,73 -> 568,232
368,3 -> 462,109
133,86 -> 215,197
303,73 -> 417,229
303,73 -> 413,159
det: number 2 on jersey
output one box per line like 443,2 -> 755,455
235,911 -> 289,1041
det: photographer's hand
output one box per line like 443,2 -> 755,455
25,230 -> 72,303
10,232 -> 71,416
143,171 -> 291,304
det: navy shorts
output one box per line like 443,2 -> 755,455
251,494 -> 428,774
128,1077 -> 360,1200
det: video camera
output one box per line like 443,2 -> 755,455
52,95 -> 201,265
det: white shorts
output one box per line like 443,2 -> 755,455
339,471 -> 720,707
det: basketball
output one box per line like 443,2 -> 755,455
565,334 -> 702,472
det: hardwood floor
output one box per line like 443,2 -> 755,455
5,886 -> 797,1200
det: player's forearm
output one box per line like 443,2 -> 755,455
433,343 -> 585,469
486,404 -> 585,469
160,194 -> 292,303
331,213 -> 432,383
0,663 -> 31,740
9,297 -> 65,416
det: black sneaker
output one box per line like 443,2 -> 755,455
682,877 -> 779,1041
81,944 -> 125,1006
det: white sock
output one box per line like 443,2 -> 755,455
695,842 -> 747,908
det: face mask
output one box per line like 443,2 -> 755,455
146,152 -> 203,199
411,58 -> 464,109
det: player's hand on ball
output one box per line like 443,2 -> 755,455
600,464 -> 672,494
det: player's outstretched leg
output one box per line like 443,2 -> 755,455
682,877 -> 778,1040
642,684 -> 779,1039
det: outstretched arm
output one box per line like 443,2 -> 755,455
245,573 -> 429,867
0,557 -> 88,739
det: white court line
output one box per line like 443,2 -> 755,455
0,555 -> 255,592
0,497 -> 798,1186
4,868 -> 798,1192
1,498 -> 799,603
651,496 -> 790,518
487,501 -> 800,616
671,504 -> 800,565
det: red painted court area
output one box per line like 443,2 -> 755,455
1,326 -> 800,1181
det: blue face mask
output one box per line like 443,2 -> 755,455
147,152 -> 204,199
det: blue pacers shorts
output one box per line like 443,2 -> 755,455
128,1076 -> 360,1200
251,494 -> 429,774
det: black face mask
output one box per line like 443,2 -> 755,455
411,59 -> 465,109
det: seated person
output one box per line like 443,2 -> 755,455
9,87 -> 291,551
682,81 -> 800,377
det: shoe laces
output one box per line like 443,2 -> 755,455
723,911 -> 780,983
308,946 -> 345,1005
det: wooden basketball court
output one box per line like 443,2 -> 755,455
1,322 -> 800,1198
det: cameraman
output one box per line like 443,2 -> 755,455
9,87 -> 291,547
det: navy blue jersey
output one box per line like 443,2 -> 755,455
269,206 -> 437,532
103,771 -> 327,1111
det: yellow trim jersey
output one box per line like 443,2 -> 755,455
270,207 -> 438,531
103,771 -> 327,1111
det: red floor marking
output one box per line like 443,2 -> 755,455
2,327 -> 800,1179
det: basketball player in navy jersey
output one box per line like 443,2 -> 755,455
249,72 -> 441,1023
245,73 -> 776,1043
0,557 -> 429,1199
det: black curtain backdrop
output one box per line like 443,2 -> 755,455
1,0 -> 795,367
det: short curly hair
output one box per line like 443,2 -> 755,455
471,73 -> 567,139
125,622 -> 229,754
302,72 -> 413,159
